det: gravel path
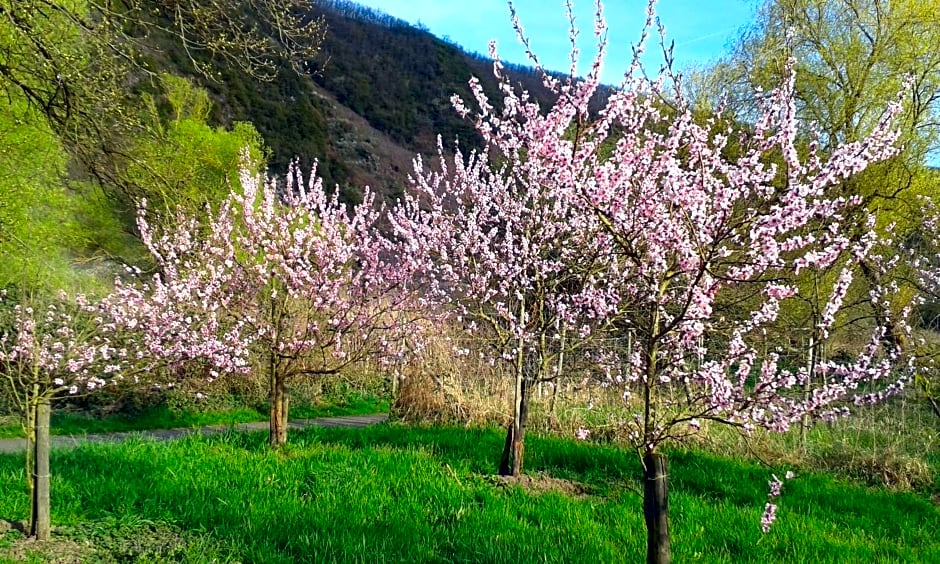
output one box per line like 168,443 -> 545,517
0,413 -> 389,454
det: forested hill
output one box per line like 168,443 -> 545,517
308,0 -> 562,153
193,0 -> 575,198
0,0 -> 604,294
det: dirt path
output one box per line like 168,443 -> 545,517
0,413 -> 389,454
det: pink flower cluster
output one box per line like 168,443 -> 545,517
0,293 -> 128,396
102,154 -> 422,385
761,471 -> 795,533
393,0 -> 915,454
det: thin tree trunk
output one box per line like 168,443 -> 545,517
500,297 -> 530,476
549,381 -> 559,418
24,389 -> 36,524
925,393 -> 940,420
30,398 -> 51,540
801,332 -> 816,453
498,421 -> 514,475
643,451 -> 670,564
269,371 -> 288,449
267,287 -> 288,449
550,327 -> 566,420
499,376 -> 530,476
512,377 -> 530,475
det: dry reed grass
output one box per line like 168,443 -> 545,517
392,330 -> 940,492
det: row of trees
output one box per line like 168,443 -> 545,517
390,2 -> 930,561
2,1 -> 938,563
0,156 -> 423,538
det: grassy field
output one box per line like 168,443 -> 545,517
0,395 -> 389,439
1,423 -> 937,563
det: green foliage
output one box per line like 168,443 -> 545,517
712,0 -> 940,214
126,74 -> 265,222
0,425 -> 937,562
203,62 -> 334,177
695,0 -> 940,387
0,96 -> 132,295
160,74 -> 212,123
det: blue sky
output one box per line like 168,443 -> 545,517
349,0 -> 756,83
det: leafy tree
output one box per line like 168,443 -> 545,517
0,72 -> 267,297
697,0 -> 940,386
0,94 -> 134,295
706,0 -> 940,273
0,0 -> 325,124
127,73 -> 266,220
717,0 -> 940,164
0,0 -> 324,203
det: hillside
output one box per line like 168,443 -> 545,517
0,0 -> 575,295
177,0 -> 577,199
0,0 -> 615,297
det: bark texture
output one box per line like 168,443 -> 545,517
269,373 -> 288,449
30,399 -> 51,540
643,452 -> 670,564
498,376 -> 530,476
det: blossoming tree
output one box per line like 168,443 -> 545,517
893,200 -> 940,417
110,161 -> 419,448
397,1 -> 920,561
390,135 -> 611,476
0,291 -> 134,540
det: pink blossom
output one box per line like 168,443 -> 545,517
102,153 -> 424,404
391,0 -> 921,537
760,503 -> 778,533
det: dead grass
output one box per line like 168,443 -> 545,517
681,401 -> 940,492
2,536 -> 93,564
0,519 -> 236,563
494,473 -> 593,498
393,330 -> 513,427
0,521 -> 92,564
393,332 -> 940,492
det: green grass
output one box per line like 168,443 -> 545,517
0,395 -> 390,439
1,423 -> 937,562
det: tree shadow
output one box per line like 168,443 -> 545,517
291,423 -> 640,486
1,434 -> 633,562
0,426 -> 935,562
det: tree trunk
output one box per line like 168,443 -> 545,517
498,422 -> 514,475
24,389 -> 36,522
643,452 -> 670,564
801,332 -> 817,453
498,376 -> 529,476
549,327 -> 567,421
30,398 -> 51,541
269,372 -> 288,449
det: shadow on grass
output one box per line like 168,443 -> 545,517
0,425 -> 937,563
291,423 -> 641,484
1,431 -> 634,562
293,423 -> 940,526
